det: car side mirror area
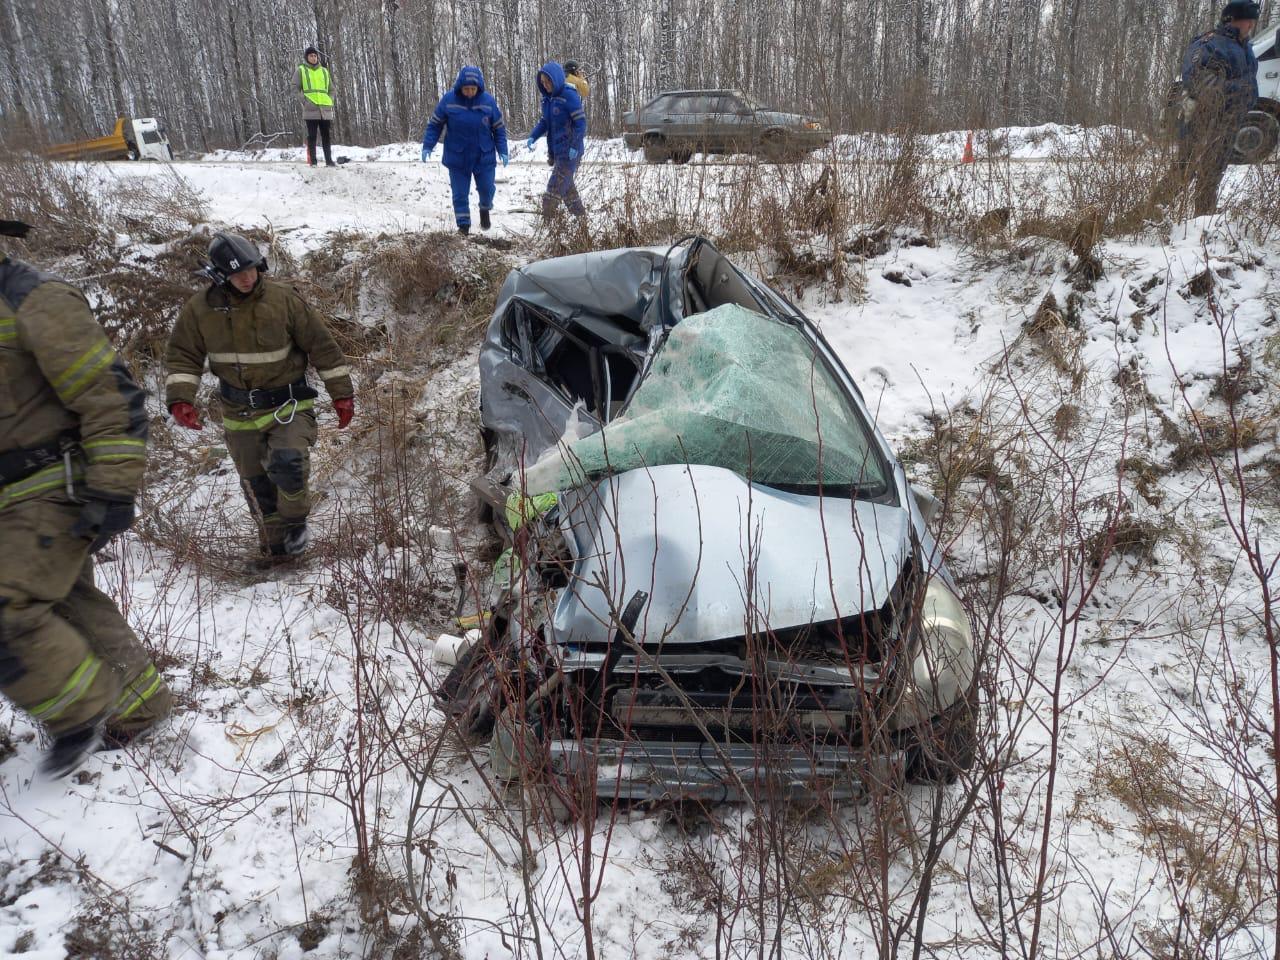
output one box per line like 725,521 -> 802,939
911,483 -> 942,526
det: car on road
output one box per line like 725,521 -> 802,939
448,237 -> 978,807
622,90 -> 832,163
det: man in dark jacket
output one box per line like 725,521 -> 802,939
165,233 -> 355,558
1178,1 -> 1260,214
0,218 -> 171,777
421,66 -> 509,234
525,61 -> 588,220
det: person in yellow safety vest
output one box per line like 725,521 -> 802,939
298,46 -> 336,167
0,218 -> 172,779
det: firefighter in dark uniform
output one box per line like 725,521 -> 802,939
1178,1 -> 1261,215
0,219 -> 172,777
165,233 -> 355,557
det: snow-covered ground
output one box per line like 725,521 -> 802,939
1,132 -> 1277,957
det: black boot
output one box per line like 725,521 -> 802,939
480,209 -> 491,230
458,224 -> 470,236
283,521 -> 310,556
101,718 -> 164,751
41,722 -> 104,779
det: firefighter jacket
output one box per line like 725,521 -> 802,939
165,277 -> 353,422
0,256 -> 148,508
567,74 -> 589,100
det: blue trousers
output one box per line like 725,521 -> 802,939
448,164 -> 496,228
542,156 -> 585,217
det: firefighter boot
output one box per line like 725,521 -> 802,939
41,716 -> 106,779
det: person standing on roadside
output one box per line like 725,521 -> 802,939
525,61 -> 587,221
1176,1 -> 1260,214
298,46 -> 336,168
421,66 -> 509,235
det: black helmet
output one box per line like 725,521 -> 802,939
204,232 -> 267,287
1223,1 -> 1261,19
564,59 -> 581,75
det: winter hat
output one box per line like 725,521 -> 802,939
1222,1 -> 1261,19
303,46 -> 320,58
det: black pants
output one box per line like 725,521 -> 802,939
305,119 -> 333,165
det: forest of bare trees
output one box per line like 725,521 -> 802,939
0,0 -> 1270,153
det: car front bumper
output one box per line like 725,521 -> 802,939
547,737 -> 899,802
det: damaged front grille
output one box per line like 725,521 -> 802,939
558,608 -> 901,746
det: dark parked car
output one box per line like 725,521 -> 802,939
449,238 -> 977,807
622,89 -> 832,163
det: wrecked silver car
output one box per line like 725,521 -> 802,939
449,237 -> 977,805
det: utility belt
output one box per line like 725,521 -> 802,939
0,434 -> 78,487
219,379 -> 318,410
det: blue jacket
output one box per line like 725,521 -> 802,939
423,66 -> 508,170
1182,23 -> 1259,127
529,61 -> 586,160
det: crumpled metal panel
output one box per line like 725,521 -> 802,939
554,463 -> 908,645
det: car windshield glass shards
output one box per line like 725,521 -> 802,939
523,303 -> 890,498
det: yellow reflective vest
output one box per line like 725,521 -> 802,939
298,64 -> 333,107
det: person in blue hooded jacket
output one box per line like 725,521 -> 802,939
1176,1 -> 1260,214
525,61 -> 587,220
422,66 -> 509,234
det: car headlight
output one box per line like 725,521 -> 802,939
913,576 -> 975,711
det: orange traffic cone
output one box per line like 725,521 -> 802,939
962,131 -> 975,164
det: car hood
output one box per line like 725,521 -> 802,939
553,464 -> 909,646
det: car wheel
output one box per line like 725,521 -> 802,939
904,689 -> 978,786
642,136 -> 669,164
440,641 -> 502,740
760,130 -> 790,163
1231,110 -> 1280,165
671,150 -> 693,165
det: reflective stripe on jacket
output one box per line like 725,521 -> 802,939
299,64 -> 334,107
164,277 -> 353,412
0,256 -> 147,505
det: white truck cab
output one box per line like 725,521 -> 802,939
128,117 -> 174,161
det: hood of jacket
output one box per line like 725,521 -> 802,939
538,61 -> 566,96
454,65 -> 486,96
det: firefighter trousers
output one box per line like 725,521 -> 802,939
223,404 -> 317,549
0,498 -> 172,737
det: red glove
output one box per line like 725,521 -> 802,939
169,401 -> 203,430
334,397 -> 355,429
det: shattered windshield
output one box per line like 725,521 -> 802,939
524,304 -> 891,498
